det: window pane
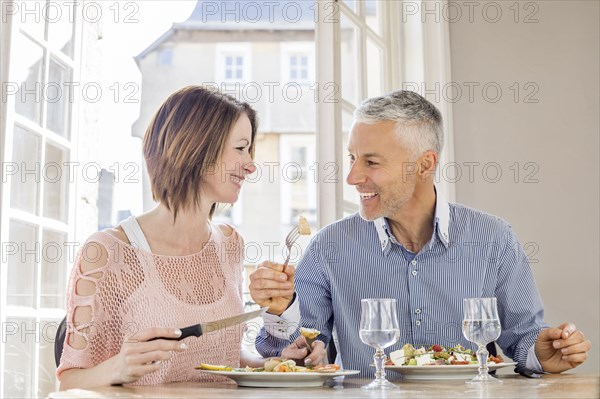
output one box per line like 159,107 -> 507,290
290,56 -> 297,66
11,126 -> 41,215
47,1 -> 76,57
236,68 -> 243,79
226,69 -> 232,79
18,0 -> 45,39
226,56 -> 232,66
365,0 -> 382,35
291,146 -> 307,165
7,221 -> 38,307
341,0 -> 357,12
366,39 -> 384,98
14,33 -> 44,124
236,56 -> 243,66
46,58 -> 72,138
301,56 -> 308,66
38,319 -> 60,396
41,229 -> 68,308
3,318 -> 35,398
43,142 -> 69,222
290,69 -> 297,79
340,14 -> 359,105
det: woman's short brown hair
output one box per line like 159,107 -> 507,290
143,86 -> 258,219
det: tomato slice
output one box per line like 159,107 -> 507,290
313,364 -> 341,373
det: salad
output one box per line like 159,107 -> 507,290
387,343 -> 504,366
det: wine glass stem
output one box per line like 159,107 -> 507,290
373,348 -> 387,383
476,345 -> 489,377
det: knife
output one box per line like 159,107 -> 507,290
154,307 -> 268,341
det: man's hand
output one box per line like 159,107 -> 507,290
249,261 -> 295,315
535,322 -> 592,373
281,336 -> 327,366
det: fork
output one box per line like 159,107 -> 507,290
282,225 -> 300,269
263,226 -> 300,305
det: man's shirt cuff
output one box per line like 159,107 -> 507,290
525,344 -> 543,372
261,295 -> 301,340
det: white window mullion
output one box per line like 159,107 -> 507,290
33,126 -> 47,398
44,129 -> 72,150
4,306 -> 39,319
341,99 -> 355,115
422,0 -> 456,202
358,21 -> 367,102
364,29 -> 387,51
315,1 -> 343,227
0,4 -> 17,392
70,0 -> 84,245
385,1 -> 402,90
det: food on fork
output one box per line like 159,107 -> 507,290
300,327 -> 320,348
298,216 -> 311,235
300,327 -> 320,339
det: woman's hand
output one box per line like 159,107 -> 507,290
110,327 -> 187,385
59,327 -> 188,390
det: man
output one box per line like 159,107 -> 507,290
249,91 -> 591,378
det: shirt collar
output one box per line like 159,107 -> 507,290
374,189 -> 450,253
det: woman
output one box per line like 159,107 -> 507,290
57,86 -> 267,388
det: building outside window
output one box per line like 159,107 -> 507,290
280,135 -> 317,226
216,43 -> 251,83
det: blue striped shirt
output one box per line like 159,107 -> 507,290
255,195 -> 548,378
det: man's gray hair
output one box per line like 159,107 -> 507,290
353,90 -> 443,159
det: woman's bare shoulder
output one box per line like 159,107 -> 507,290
101,226 -> 131,245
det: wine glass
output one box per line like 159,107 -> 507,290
462,297 -> 502,384
359,298 -> 400,390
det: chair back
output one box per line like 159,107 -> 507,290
54,316 -> 67,367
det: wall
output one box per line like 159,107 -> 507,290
448,0 -> 599,373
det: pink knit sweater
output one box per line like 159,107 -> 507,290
56,224 -> 246,384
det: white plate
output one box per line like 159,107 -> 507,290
198,370 -> 360,387
383,362 -> 516,380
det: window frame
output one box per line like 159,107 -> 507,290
314,0 -> 455,228
0,1 -> 83,395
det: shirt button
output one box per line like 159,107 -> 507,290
415,320 -> 421,326
415,308 -> 421,314
411,260 -> 417,266
411,270 -> 418,276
